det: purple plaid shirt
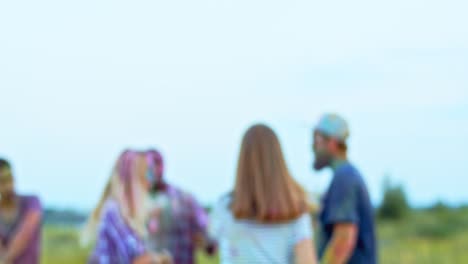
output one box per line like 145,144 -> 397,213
146,185 -> 215,264
89,199 -> 146,264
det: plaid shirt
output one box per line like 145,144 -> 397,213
145,185 -> 215,264
89,199 -> 146,264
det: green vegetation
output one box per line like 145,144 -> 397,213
41,225 -> 219,264
379,206 -> 468,263
378,177 -> 410,220
372,177 -> 468,263
41,181 -> 468,263
42,226 -> 89,264
42,206 -> 468,264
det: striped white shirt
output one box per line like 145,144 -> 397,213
209,196 -> 313,264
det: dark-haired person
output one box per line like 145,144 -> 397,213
0,159 -> 42,264
312,114 -> 376,264
144,149 -> 216,264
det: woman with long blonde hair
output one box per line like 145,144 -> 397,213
209,124 -> 317,264
81,150 -> 171,264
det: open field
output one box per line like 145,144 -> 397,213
42,208 -> 468,264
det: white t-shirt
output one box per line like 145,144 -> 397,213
209,195 -> 313,264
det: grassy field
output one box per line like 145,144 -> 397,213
378,207 -> 468,263
41,226 -> 219,264
42,209 -> 468,264
379,223 -> 468,263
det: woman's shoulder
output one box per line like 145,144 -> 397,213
19,194 -> 42,211
293,213 -> 313,227
211,193 -> 235,221
99,199 -> 121,221
219,192 -> 233,204
214,193 -> 233,212
289,213 -> 313,242
19,194 -> 40,202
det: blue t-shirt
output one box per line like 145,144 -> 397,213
319,162 -> 377,264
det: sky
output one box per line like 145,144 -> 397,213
1,0 -> 467,211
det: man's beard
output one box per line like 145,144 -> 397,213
313,152 -> 333,171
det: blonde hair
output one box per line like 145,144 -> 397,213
81,150 -> 150,246
232,124 -> 309,223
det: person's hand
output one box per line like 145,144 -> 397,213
146,207 -> 161,235
0,244 -> 6,256
133,250 -> 173,264
152,250 -> 172,264
193,232 -> 206,249
133,254 -> 154,264
0,257 -> 12,264
193,232 -> 217,255
0,246 -> 12,264
193,233 -> 205,248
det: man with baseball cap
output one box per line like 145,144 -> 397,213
312,114 -> 376,264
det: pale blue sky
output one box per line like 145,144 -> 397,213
1,0 -> 467,210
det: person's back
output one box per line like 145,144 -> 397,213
210,124 -> 317,264
210,196 -> 313,264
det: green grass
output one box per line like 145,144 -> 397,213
42,209 -> 468,264
41,225 -> 219,264
379,222 -> 468,263
42,226 -> 89,264
378,209 -> 468,263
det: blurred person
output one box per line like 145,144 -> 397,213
0,158 -> 42,264
312,114 -> 376,264
81,150 -> 172,264
209,124 -> 317,264
144,149 -> 216,264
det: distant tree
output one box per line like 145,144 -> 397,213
428,200 -> 450,213
378,175 -> 410,220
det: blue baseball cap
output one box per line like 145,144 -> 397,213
314,113 -> 350,142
